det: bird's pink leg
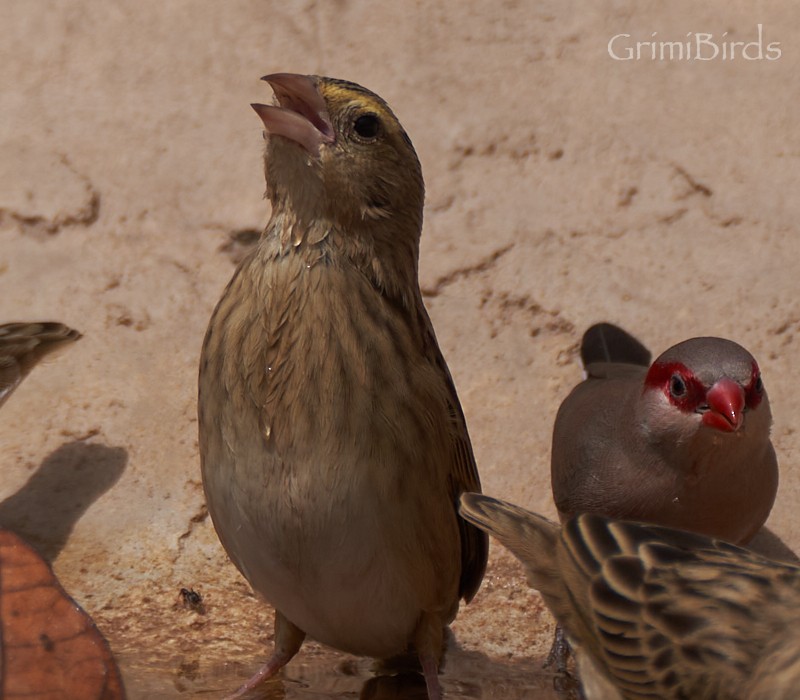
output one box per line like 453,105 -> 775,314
223,611 -> 305,699
414,611 -> 445,700
419,653 -> 443,700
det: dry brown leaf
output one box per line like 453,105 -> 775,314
0,528 -> 125,699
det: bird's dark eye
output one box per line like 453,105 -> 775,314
745,370 -> 765,409
353,113 -> 380,139
669,374 -> 687,398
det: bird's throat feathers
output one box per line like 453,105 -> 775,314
261,206 -> 423,314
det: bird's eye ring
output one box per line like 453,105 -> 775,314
353,113 -> 380,139
669,374 -> 687,398
754,375 -> 764,394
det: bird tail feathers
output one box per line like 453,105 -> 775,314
458,493 -> 563,599
580,322 -> 651,368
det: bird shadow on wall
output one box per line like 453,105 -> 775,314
750,526 -> 799,564
0,440 -> 127,561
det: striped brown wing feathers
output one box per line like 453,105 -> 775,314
562,515 -> 800,699
436,347 -> 488,603
0,322 -> 81,409
746,625 -> 800,699
460,495 -> 800,700
416,301 -> 487,603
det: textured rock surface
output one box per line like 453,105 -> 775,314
1,2 -> 798,697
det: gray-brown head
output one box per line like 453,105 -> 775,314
640,336 -> 768,440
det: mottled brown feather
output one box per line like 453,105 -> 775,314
0,322 -> 81,409
460,493 -> 800,700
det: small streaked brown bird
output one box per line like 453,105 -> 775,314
0,322 -> 82,410
552,322 -> 777,545
198,74 -> 487,699
460,493 -> 800,700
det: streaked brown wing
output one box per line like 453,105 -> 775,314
0,322 -> 81,409
422,312 -> 488,603
562,515 -> 789,699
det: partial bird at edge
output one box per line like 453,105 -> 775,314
0,322 -> 82,410
460,492 -> 800,700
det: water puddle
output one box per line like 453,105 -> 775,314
118,641 -> 558,699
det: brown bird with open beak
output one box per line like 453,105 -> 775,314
0,322 -> 82,409
198,74 -> 487,699
460,492 -> 800,700
552,322 -> 778,545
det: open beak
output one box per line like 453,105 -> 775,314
251,73 -> 335,155
701,377 -> 745,432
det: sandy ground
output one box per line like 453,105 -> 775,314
2,2 -> 799,698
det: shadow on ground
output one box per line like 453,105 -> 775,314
749,526 -> 799,564
0,440 -> 128,560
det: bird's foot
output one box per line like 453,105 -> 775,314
544,625 -> 584,700
553,671 -> 585,700
223,611 -> 305,699
544,624 -> 570,672
222,649 -> 294,699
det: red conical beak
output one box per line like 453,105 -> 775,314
702,377 -> 745,432
251,73 -> 335,155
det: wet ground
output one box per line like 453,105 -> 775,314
99,553 -> 562,699
119,647 -> 556,700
